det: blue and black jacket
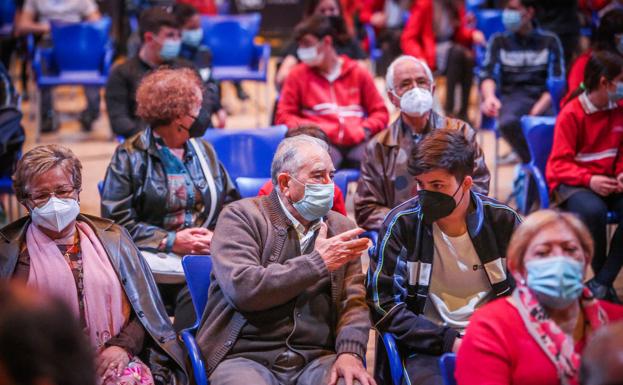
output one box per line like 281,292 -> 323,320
366,191 -> 521,356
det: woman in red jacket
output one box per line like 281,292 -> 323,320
546,51 -> 623,303
400,0 -> 485,122
456,210 -> 623,385
561,9 -> 623,107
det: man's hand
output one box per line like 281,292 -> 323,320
329,354 -> 376,385
96,346 -> 130,380
481,95 -> 501,117
172,228 -> 213,255
315,224 -> 369,272
370,12 -> 386,28
589,175 -> 618,197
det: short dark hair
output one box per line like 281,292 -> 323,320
285,125 -> 329,144
138,7 -> 178,42
295,14 -> 337,43
172,2 -> 198,27
408,128 -> 476,182
0,283 -> 95,385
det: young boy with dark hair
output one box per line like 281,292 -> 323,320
367,128 -> 521,385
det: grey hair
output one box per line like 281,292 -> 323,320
385,55 -> 435,92
12,144 -> 83,202
271,135 -> 329,186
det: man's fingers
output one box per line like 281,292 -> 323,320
335,228 -> 365,241
96,356 -> 111,377
344,371 -> 354,385
328,366 -> 338,385
317,222 -> 328,240
189,227 -> 209,235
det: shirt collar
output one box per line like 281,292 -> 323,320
276,192 -> 323,235
579,91 -> 618,115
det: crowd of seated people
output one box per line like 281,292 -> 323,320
1,0 -> 623,384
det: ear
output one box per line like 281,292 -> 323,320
431,84 -> 436,95
144,31 -> 155,43
387,90 -> 400,108
277,173 -> 290,196
463,175 -> 473,190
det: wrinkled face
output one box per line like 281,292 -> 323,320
25,166 -> 79,210
522,222 -> 587,276
388,60 -> 433,108
314,0 -> 340,16
278,145 -> 335,204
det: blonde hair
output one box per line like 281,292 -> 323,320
507,209 -> 594,274
12,145 -> 82,202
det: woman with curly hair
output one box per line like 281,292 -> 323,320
101,67 -> 239,331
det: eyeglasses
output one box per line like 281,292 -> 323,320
28,186 -> 78,206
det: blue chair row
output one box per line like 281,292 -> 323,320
0,0 -> 15,37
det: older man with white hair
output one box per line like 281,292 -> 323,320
195,135 -> 375,385
354,55 -> 490,231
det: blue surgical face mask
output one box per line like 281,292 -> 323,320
608,81 -> 623,103
502,9 -> 523,32
525,255 -> 584,309
291,177 -> 334,221
182,28 -> 203,47
159,38 -> 181,60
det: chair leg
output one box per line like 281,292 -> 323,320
35,88 -> 41,143
255,81 -> 261,128
493,133 -> 499,199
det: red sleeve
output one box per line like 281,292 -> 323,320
359,0 -> 384,24
615,116 -> 623,176
275,67 -> 311,129
546,105 -> 594,191
257,181 -> 273,197
359,67 -> 389,134
562,53 -> 590,106
332,185 -> 347,216
455,301 -> 514,385
400,0 -> 436,70
453,5 -> 475,47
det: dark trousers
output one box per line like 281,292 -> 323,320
498,91 -> 544,163
403,353 -> 443,385
157,283 -> 196,332
562,188 -> 623,286
40,87 -> 101,121
445,45 -> 474,120
328,141 -> 367,169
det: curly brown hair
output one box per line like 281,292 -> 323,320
135,67 -> 203,127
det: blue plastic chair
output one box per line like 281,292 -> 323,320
0,0 -> 15,37
236,176 -> 269,198
439,353 -> 457,385
181,255 -> 213,385
32,16 -> 114,141
547,77 -> 566,115
333,168 -> 360,201
375,332 -> 403,385
475,10 -> 504,40
203,125 -> 287,182
364,24 -> 382,72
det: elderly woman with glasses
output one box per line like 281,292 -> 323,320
455,210 -> 623,385
0,145 -> 188,385
101,67 -> 239,331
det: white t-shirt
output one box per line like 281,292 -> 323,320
423,224 -> 492,333
23,0 -> 98,25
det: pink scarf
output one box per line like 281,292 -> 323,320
512,283 -> 608,385
26,221 -> 130,351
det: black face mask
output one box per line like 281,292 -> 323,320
418,182 -> 465,224
186,106 -> 211,138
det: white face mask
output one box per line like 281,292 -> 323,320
395,86 -> 434,117
31,197 -> 80,233
297,44 -> 323,65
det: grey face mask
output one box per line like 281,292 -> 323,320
291,177 -> 334,221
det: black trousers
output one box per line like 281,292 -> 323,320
157,283 -> 196,332
403,352 -> 443,385
561,188 -> 623,286
445,44 -> 474,120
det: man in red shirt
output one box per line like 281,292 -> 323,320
276,15 -> 389,169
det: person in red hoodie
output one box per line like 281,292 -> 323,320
275,15 -> 389,169
456,210 -> 623,385
546,51 -> 623,303
258,125 -> 347,216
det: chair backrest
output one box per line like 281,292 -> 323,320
50,16 -> 112,72
182,255 -> 213,322
475,9 -> 504,40
333,169 -> 360,199
439,353 -> 457,385
201,13 -> 261,67
236,177 -> 269,198
203,125 -> 287,181
547,77 -> 566,114
0,0 -> 15,27
521,116 -> 556,176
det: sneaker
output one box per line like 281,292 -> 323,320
235,83 -> 249,101
79,111 -> 98,132
41,115 -> 57,133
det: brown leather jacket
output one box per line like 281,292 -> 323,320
0,214 -> 188,385
354,112 -> 490,231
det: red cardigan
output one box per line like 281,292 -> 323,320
257,181 -> 347,216
546,95 -> 623,191
275,56 -> 389,147
400,0 -> 474,71
456,296 -> 623,385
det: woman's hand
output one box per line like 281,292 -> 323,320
589,175 -> 618,196
172,228 -> 213,255
97,346 -> 130,380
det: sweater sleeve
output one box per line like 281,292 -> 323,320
546,107 -> 594,190
105,65 -> 146,138
455,301 -> 513,385
479,34 -> 501,83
